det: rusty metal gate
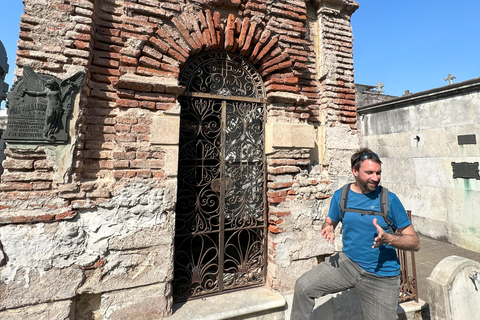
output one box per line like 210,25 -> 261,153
173,52 -> 267,301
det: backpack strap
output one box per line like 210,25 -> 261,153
339,184 -> 395,234
379,186 -> 395,234
339,183 -> 351,221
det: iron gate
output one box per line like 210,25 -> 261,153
173,52 -> 267,301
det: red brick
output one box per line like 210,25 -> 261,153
268,182 -> 293,189
139,56 -> 161,68
136,170 -> 153,178
156,28 -> 189,57
32,182 -> 52,190
55,210 -> 78,220
116,99 -> 139,108
261,60 -> 293,77
269,211 -> 291,218
266,84 -> 299,93
240,21 -> 257,55
172,17 -> 199,51
3,159 -> 34,170
268,196 -> 287,204
224,14 -> 235,51
149,36 -> 169,54
267,166 -> 300,175
259,53 -> 289,72
115,134 -> 137,143
152,171 -> 165,178
132,124 -> 150,133
267,190 -> 288,198
205,9 -> 217,47
116,116 -> 139,125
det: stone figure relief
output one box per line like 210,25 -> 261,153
19,66 -> 85,141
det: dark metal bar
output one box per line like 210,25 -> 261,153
218,100 -> 227,292
397,210 -> 418,303
190,91 -> 266,103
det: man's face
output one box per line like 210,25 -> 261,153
352,159 -> 381,193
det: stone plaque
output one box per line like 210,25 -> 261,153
451,162 -> 480,180
457,134 -> 477,145
3,66 -> 84,144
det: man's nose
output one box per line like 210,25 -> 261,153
372,173 -> 380,181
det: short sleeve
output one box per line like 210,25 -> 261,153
389,192 -> 411,230
327,189 -> 342,222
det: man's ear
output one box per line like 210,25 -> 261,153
352,167 -> 359,178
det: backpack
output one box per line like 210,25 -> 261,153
339,183 -> 395,234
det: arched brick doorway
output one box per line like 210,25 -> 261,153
173,51 -> 267,301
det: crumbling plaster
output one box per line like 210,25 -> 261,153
0,180 -> 175,310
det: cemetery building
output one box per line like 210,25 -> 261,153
358,77 -> 480,252
355,82 -> 397,108
0,0 -> 362,319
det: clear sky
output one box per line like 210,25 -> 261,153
352,1 -> 480,96
1,1 -> 479,102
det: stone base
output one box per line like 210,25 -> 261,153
166,287 -> 286,320
397,299 -> 430,320
0,300 -> 72,320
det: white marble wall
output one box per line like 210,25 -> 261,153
359,83 -> 480,251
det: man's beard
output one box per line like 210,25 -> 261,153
358,176 -> 379,192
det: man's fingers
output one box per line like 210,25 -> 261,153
372,218 -> 383,233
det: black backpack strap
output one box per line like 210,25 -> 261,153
339,183 -> 351,221
379,186 -> 395,234
339,184 -> 395,234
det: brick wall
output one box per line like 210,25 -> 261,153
0,0 -> 359,318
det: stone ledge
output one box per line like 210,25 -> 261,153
166,287 -> 286,320
397,299 -> 429,320
266,92 -> 308,105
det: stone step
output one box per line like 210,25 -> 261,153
397,300 -> 430,320
166,287 -> 286,320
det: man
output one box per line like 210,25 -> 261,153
291,148 -> 420,320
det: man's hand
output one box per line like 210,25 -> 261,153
372,218 -> 392,248
321,217 -> 336,244
372,218 -> 421,251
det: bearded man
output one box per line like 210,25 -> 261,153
291,148 -> 420,320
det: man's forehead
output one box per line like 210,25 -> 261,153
359,159 -> 382,170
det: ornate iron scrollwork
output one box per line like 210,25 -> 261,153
179,51 -> 265,99
174,52 -> 266,301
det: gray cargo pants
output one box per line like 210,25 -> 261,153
291,252 -> 400,320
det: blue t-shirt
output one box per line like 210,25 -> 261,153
328,185 -> 411,276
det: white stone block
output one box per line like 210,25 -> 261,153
151,115 -> 180,145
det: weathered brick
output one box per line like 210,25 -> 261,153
3,159 -> 34,170
267,166 -> 301,175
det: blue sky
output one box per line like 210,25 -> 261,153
352,1 -> 480,96
1,1 -> 479,102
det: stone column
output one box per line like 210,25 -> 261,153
313,0 -> 360,187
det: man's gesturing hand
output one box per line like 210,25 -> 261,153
372,218 -> 392,248
321,217 -> 336,244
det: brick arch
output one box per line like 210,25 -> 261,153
122,9 -> 294,88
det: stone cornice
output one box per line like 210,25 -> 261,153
313,0 -> 359,16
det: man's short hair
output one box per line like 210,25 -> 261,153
351,148 -> 382,170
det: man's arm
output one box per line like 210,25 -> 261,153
321,217 -> 339,244
372,219 -> 420,251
